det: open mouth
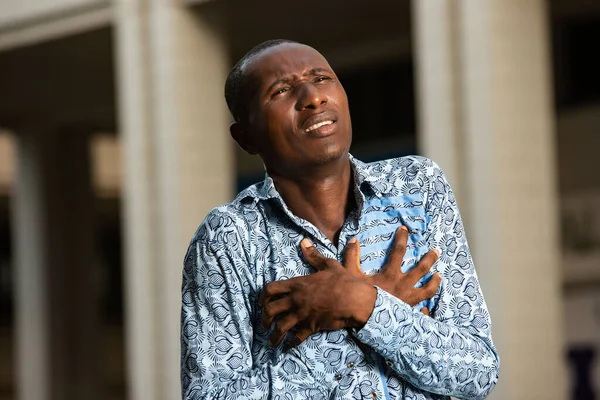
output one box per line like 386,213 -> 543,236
304,120 -> 337,137
302,111 -> 339,137
305,120 -> 335,132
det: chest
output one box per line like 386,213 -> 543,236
253,196 -> 434,289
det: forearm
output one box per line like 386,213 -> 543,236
354,288 -> 499,399
180,225 -> 325,400
182,346 -> 327,400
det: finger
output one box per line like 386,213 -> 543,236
268,313 -> 300,347
416,272 -> 442,301
284,327 -> 313,351
259,280 -> 292,307
421,307 -> 430,316
382,226 -> 409,276
406,249 -> 440,286
343,237 -> 364,278
300,239 -> 330,271
261,296 -> 293,329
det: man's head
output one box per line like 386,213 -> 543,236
225,40 -> 352,176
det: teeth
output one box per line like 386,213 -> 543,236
306,120 -> 333,132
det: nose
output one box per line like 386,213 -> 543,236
296,82 -> 327,110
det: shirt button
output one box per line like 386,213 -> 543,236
335,374 -> 342,381
371,392 -> 378,398
347,362 -> 356,368
386,360 -> 393,367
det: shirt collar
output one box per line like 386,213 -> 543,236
349,154 -> 382,194
240,153 -> 387,205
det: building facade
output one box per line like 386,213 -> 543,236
0,0 -> 599,399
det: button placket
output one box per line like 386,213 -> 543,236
336,209 -> 361,259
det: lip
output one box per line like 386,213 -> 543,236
305,120 -> 337,138
301,110 -> 338,137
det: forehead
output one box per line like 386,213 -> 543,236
244,44 -> 333,86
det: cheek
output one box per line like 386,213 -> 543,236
264,103 -> 296,136
325,86 -> 349,113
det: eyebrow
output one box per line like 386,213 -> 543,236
265,67 -> 333,95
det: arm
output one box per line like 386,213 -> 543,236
181,215 -> 328,399
353,160 -> 500,399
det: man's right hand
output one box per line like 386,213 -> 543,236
301,225 -> 442,316
261,225 -> 442,349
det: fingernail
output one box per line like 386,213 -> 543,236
301,238 -> 313,248
400,226 -> 408,232
433,248 -> 441,257
349,237 -> 357,244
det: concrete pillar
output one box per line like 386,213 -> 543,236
412,1 -> 566,399
149,4 -> 233,399
12,130 -> 51,400
412,1 -> 466,210
114,1 -> 160,399
114,1 -> 233,398
11,128 -> 99,400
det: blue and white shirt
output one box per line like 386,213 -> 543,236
181,155 -> 500,400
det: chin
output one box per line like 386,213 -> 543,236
310,143 -> 349,165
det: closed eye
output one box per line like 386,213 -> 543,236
314,76 -> 332,83
272,87 -> 290,97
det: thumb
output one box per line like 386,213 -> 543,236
343,237 -> 364,278
300,238 -> 330,271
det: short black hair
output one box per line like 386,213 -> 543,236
225,39 -> 299,122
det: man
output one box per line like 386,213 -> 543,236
181,39 -> 499,399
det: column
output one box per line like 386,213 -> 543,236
114,1 -> 233,398
412,1 -> 467,210
412,1 -> 566,399
11,128 -> 99,400
113,1 -> 160,399
11,130 -> 51,400
149,4 -> 233,399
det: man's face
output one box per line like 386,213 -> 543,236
238,43 -> 352,173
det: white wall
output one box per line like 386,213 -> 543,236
91,134 -> 121,198
0,132 -> 15,196
0,0 -> 107,28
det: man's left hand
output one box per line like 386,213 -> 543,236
260,229 -> 440,349
259,245 -> 376,348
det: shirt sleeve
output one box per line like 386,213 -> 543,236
353,159 -> 500,399
181,213 -> 328,400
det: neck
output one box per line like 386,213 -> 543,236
268,155 -> 354,245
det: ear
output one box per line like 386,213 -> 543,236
230,121 -> 258,155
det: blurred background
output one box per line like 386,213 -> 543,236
0,0 -> 598,399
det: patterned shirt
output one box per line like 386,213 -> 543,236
181,155 -> 500,400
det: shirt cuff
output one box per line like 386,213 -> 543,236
353,286 -> 414,356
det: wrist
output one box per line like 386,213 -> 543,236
350,283 -> 377,329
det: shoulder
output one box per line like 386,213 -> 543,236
187,190 -> 262,260
358,155 -> 446,195
365,155 -> 442,177
193,180 -> 266,238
